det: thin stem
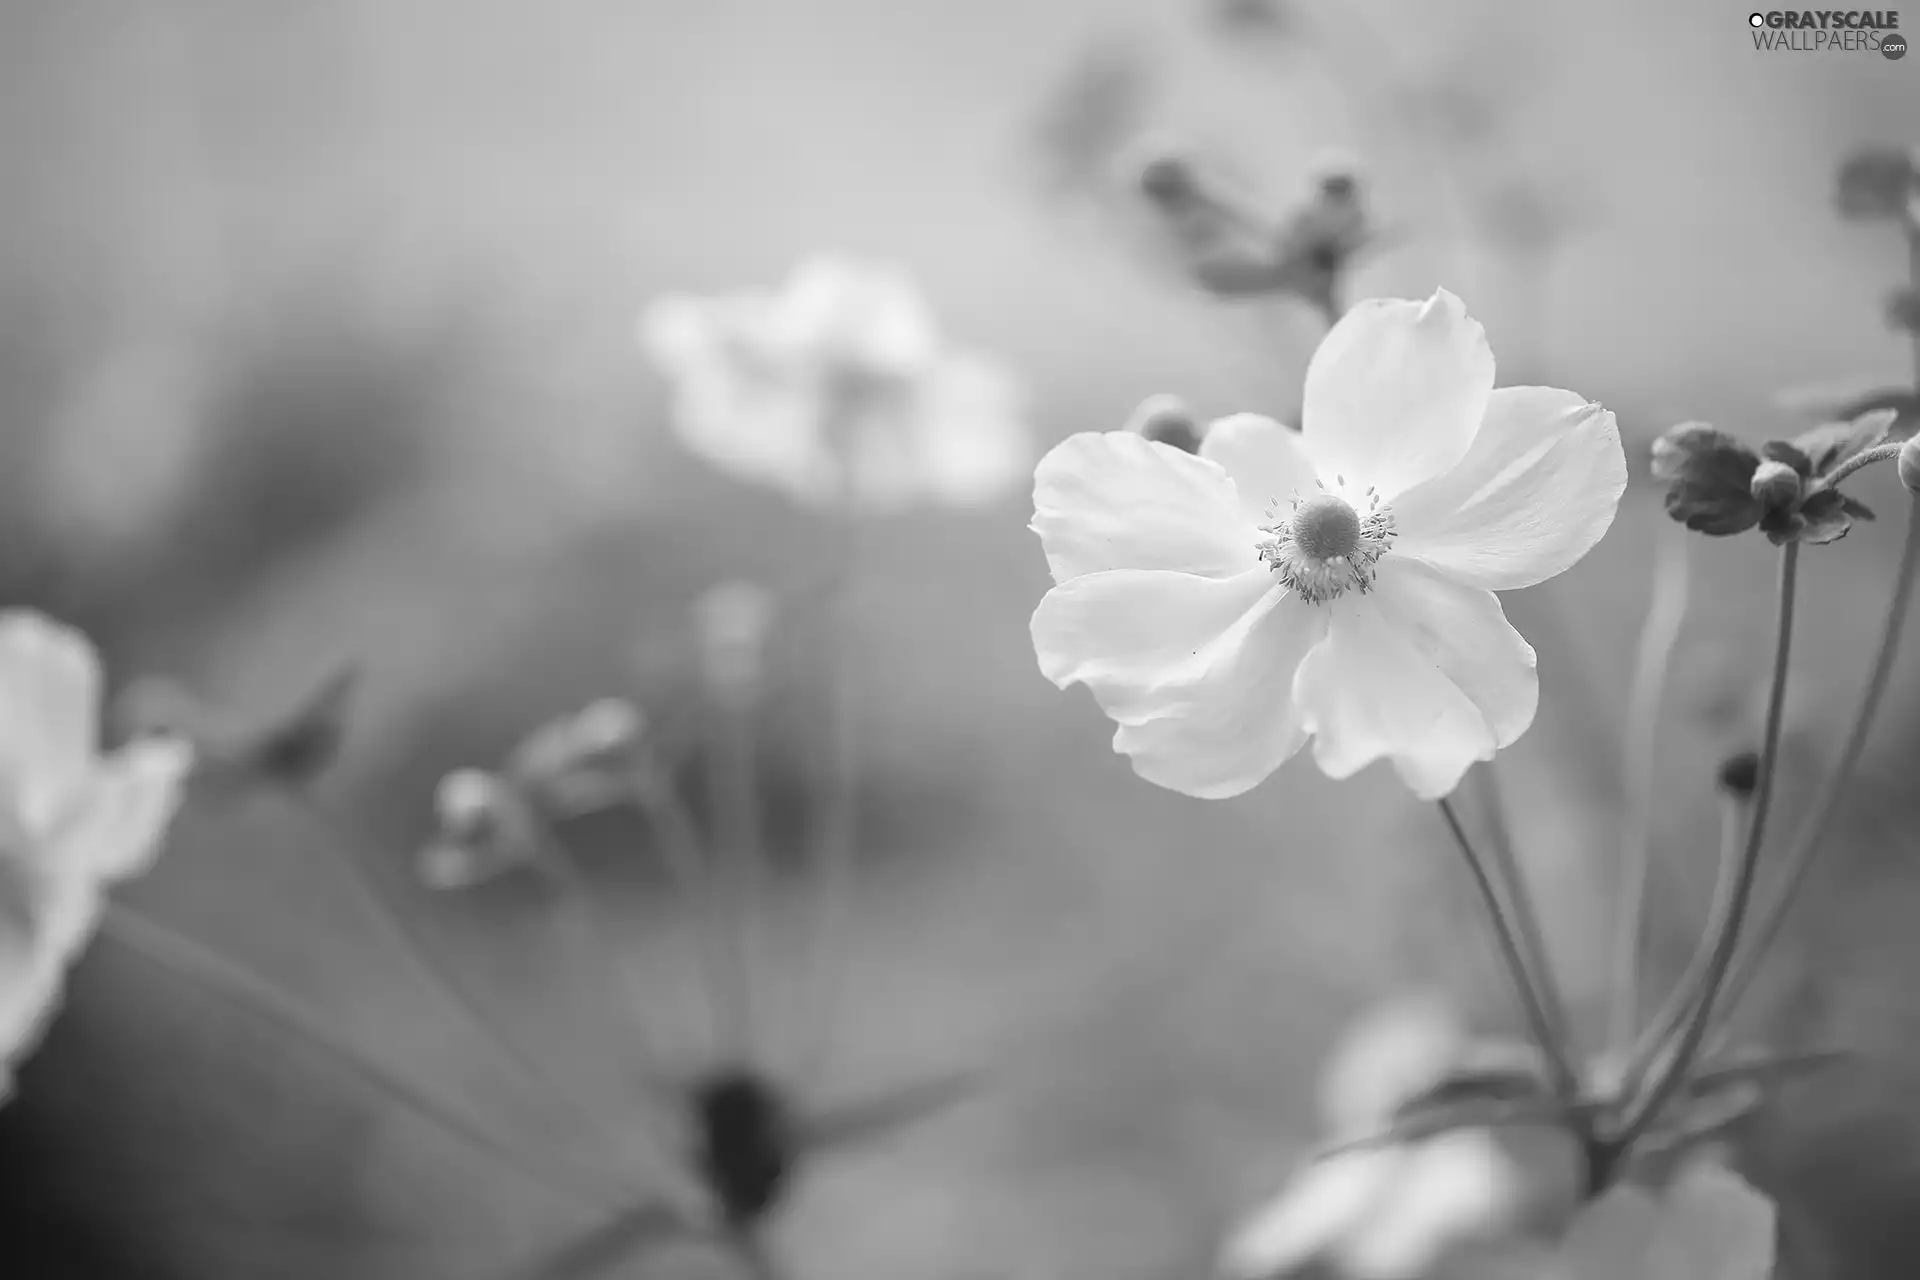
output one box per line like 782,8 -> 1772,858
1435,798 -> 1578,1100
1714,456 -> 1920,1030
793,520 -> 865,1088
629,766 -> 730,1062
707,681 -> 764,1066
1469,763 -> 1571,1056
506,1201 -> 707,1280
1819,441 -> 1902,489
1615,543 -> 1800,1146
97,902 -> 619,1213
274,791 -> 598,1135
1619,794 -> 1747,1100
1608,529 -> 1692,1054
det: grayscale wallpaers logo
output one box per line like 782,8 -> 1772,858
1748,9 -> 1905,55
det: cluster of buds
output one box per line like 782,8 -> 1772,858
1650,408 -> 1898,543
1134,141 -> 1374,323
417,697 -> 653,891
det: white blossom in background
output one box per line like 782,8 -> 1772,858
1219,998 -> 1776,1280
0,612 -> 193,1099
1029,290 -> 1626,800
641,256 -> 1031,512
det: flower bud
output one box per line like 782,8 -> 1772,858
1123,394 -> 1205,454
1135,144 -> 1199,205
1747,458 -> 1802,514
507,697 -> 650,817
419,769 -> 542,890
1901,435 -> 1920,494
1888,287 -> 1920,334
1835,144 -> 1920,221
1716,749 -> 1760,800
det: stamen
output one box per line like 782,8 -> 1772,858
1255,488 -> 1397,605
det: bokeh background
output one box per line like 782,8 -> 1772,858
4,1 -> 1920,1277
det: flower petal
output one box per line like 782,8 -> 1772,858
1199,412 -> 1321,524
1031,567 -> 1280,721
1030,431 -> 1257,582
0,868 -> 104,1094
43,737 -> 194,883
1370,559 -> 1539,749
1319,995 -> 1469,1136
1391,388 -> 1627,591
0,613 -> 103,836
900,351 -> 1030,508
1292,592 -> 1499,799
1110,593 -> 1326,798
1218,1149 -> 1405,1280
1300,290 -> 1493,500
776,257 -> 937,373
1335,1130 -> 1523,1280
1640,1162 -> 1776,1280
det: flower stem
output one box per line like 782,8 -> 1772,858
707,679 -> 766,1066
1607,528 -> 1692,1056
1618,793 -> 1747,1101
97,901 -> 621,1213
793,521 -> 866,1088
1469,763 -> 1572,1056
1435,797 -> 1578,1099
629,765 -> 731,1062
1615,542 -> 1800,1147
1818,441 -> 1902,489
275,791 -> 600,1137
1712,455 -> 1920,1030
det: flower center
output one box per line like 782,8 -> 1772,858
1256,482 -> 1396,605
692,1065 -> 797,1227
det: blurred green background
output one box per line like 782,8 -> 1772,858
4,1 -> 1920,1277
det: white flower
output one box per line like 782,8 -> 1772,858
1219,998 -> 1778,1280
641,256 -> 1030,512
1029,290 -> 1625,799
0,613 -> 193,1097
1220,997 -> 1586,1280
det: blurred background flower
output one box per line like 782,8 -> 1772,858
2,2 -> 1920,1279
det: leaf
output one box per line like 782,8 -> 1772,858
1796,488 -> 1857,546
1650,424 -> 1761,535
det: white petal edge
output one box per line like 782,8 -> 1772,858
1032,567 -> 1279,724
1292,591 -> 1499,799
43,736 -> 195,884
1392,387 -> 1627,592
1110,592 -> 1326,798
1300,290 -> 1493,501
0,612 -> 104,837
1198,413 -> 1321,526
1218,1150 -> 1406,1280
1031,431 -> 1258,582
1370,558 -> 1540,750
1319,995 -> 1469,1137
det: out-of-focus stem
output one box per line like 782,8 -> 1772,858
1436,798 -> 1578,1100
707,675 -> 764,1066
793,518 -> 865,1089
1470,763 -> 1572,1059
1619,794 -> 1746,1101
276,792 -> 595,1135
629,765 -> 730,1061
1615,543 -> 1799,1147
1607,529 -> 1692,1055
98,902 -> 619,1213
